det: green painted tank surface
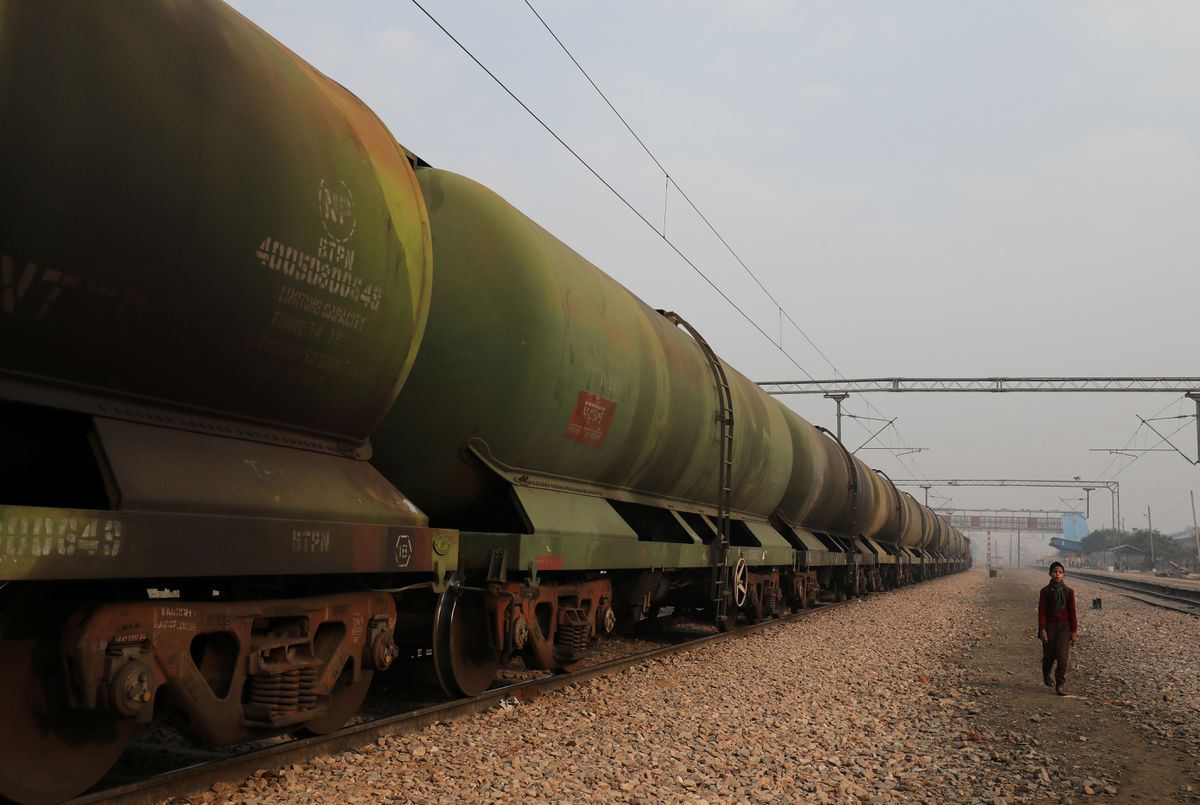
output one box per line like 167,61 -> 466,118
0,1 -> 431,447
775,413 -> 886,540
897,492 -> 926,549
867,469 -> 904,544
373,168 -> 793,523
931,514 -> 950,554
773,406 -> 829,528
859,467 -> 892,542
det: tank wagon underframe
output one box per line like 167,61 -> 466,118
0,504 -> 456,582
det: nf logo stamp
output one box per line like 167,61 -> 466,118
394,534 -> 413,568
319,179 -> 356,243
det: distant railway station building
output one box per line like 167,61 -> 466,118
1108,544 -> 1148,572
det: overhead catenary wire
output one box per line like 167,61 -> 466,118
408,0 -> 817,384
517,0 -> 926,476
1111,417 -> 1193,480
1098,395 -> 1190,480
520,0 -> 848,374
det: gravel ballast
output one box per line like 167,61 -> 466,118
177,568 -> 1200,803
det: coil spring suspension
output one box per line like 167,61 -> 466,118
762,585 -> 779,616
245,667 -> 319,720
554,608 -> 591,662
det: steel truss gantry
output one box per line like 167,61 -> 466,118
891,479 -> 1120,533
756,377 -> 1200,394
756,377 -> 1200,464
935,508 -> 1075,534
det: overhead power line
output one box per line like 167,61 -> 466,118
521,0 -> 842,373
1098,395 -> 1194,480
515,0 -> 925,476
412,0 -> 927,472
408,0 -> 815,383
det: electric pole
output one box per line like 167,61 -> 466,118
824,392 -> 849,442
1191,491 -> 1199,570
1147,506 -> 1154,569
1189,393 -> 1200,464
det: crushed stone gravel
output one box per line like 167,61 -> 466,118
170,569 -> 1200,804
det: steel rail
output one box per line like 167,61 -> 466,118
1065,569 -> 1200,616
69,598 -> 856,805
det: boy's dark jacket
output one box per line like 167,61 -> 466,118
1037,583 -> 1078,633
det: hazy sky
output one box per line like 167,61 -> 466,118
228,1 -> 1200,542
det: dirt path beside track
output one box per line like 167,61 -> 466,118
968,569 -> 1200,802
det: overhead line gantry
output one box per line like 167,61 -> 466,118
756,377 -> 1200,394
890,479 -> 1121,533
757,377 -> 1200,464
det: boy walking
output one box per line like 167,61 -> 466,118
1038,561 -> 1078,695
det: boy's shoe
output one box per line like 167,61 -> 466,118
1043,674 -> 1053,687
1055,685 -> 1065,696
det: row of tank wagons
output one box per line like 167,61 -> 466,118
771,402 -> 967,556
365,167 -> 967,560
0,0 -> 965,569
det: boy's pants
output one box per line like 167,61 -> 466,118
1041,621 -> 1072,685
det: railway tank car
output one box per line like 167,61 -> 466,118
0,2 -> 969,802
373,166 -> 968,698
0,4 -> 448,803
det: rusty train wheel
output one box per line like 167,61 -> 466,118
0,587 -> 143,805
432,574 -> 500,698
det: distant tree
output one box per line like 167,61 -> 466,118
1081,528 -> 1124,554
1130,528 -> 1194,567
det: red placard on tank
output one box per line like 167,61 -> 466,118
564,391 -> 617,446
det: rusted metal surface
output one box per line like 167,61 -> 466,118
432,573 -> 500,698
61,592 -> 397,746
741,570 -> 784,623
0,587 -> 147,805
492,577 -> 614,672
434,569 -> 618,695
0,1 -> 432,451
0,505 -> 457,582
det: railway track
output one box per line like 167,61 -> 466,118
1066,569 -> 1200,616
68,600 -> 851,805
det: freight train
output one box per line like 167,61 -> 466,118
0,3 -> 969,802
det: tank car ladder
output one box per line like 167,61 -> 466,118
658,311 -> 735,623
